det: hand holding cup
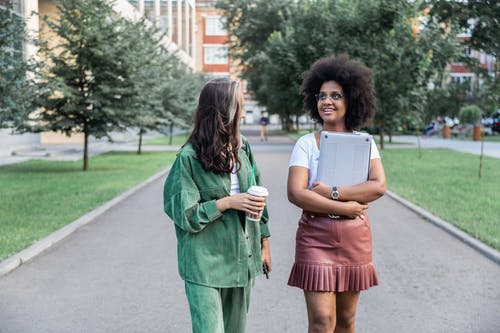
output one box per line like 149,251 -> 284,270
246,185 -> 269,222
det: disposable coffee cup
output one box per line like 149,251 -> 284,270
246,185 -> 269,222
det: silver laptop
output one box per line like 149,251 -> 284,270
317,131 -> 372,187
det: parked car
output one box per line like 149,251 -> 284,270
491,109 -> 500,133
492,116 -> 500,134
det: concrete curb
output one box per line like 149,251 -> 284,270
386,190 -> 500,265
0,168 -> 169,278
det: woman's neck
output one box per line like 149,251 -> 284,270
322,123 -> 348,133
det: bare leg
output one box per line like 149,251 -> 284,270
304,291 -> 336,333
334,291 -> 360,333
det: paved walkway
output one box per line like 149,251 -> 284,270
388,135 -> 500,158
0,129 -> 499,332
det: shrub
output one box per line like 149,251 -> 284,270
458,105 -> 482,125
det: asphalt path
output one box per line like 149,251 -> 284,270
1,133 -> 499,332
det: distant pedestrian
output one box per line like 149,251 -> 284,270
287,54 -> 386,333
163,77 -> 272,333
259,111 -> 270,141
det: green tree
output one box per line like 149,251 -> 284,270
429,0 -> 500,56
429,0 -> 500,114
119,17 -> 171,154
33,0 -> 139,170
425,81 -> 469,123
216,0 -> 293,125
0,1 -> 36,131
218,0 -> 459,141
260,1 -> 337,130
161,62 -> 205,144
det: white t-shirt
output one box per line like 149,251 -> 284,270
289,132 -> 380,189
230,164 -> 240,194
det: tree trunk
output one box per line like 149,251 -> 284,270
281,116 -> 288,131
83,131 -> 89,171
479,136 -> 484,178
416,130 -> 422,159
169,123 -> 174,145
137,129 -> 143,155
379,130 -> 385,150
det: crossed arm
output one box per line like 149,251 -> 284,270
287,158 -> 386,218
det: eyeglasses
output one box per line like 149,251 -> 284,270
315,92 -> 343,102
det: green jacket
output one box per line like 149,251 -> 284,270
163,138 -> 270,288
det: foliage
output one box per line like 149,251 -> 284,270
161,61 -> 206,130
429,0 -> 500,114
428,0 -> 500,57
216,0 -> 294,127
254,1 -> 333,128
30,0 -> 199,166
217,0 -> 460,141
122,18 -> 167,137
117,18 -> 178,154
33,0 -> 140,170
424,81 -> 469,123
458,104 -> 482,125
0,1 -> 36,130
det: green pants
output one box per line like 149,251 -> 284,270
184,279 -> 254,333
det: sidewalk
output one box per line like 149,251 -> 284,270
388,134 -> 500,158
0,131 -> 498,332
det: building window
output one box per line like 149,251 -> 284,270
144,0 -> 155,21
204,45 -> 228,64
128,0 -> 139,10
451,75 -> 473,93
451,76 -> 471,84
159,15 -> 168,33
205,16 -> 226,36
159,0 -> 169,34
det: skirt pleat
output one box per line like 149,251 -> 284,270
288,212 -> 379,292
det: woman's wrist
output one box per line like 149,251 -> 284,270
216,197 -> 230,212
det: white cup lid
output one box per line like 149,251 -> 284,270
247,185 -> 269,197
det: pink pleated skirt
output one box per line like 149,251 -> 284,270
288,211 -> 378,292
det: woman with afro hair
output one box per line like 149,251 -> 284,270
287,54 -> 386,333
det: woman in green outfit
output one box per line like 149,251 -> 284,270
163,77 -> 271,333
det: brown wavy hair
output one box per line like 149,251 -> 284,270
187,77 -> 242,173
301,54 -> 376,130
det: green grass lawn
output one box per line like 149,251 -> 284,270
381,148 -> 500,250
144,133 -> 189,146
0,151 -> 176,261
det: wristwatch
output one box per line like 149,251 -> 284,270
330,186 -> 339,200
